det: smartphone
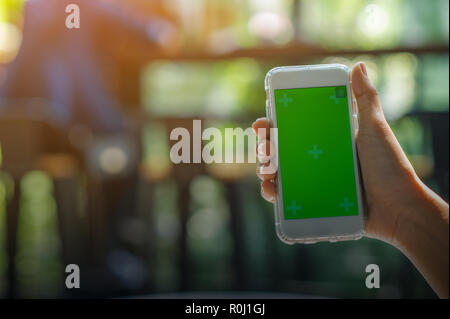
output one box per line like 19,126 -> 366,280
264,64 -> 365,244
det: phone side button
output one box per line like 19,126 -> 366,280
353,114 -> 359,130
352,98 -> 359,130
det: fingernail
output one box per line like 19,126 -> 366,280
257,141 -> 265,156
261,187 -> 275,202
258,140 -> 270,157
360,62 -> 368,76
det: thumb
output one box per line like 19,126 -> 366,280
352,62 -> 385,124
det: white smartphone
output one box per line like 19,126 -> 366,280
264,64 -> 365,244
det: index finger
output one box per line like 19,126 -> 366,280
252,117 -> 271,140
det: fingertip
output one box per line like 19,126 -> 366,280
256,163 -> 277,181
252,117 -> 270,139
261,180 -> 276,203
253,117 -> 268,125
351,62 -> 366,97
252,117 -> 267,130
353,62 -> 378,96
257,139 -> 270,157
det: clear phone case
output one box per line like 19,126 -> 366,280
264,65 -> 366,244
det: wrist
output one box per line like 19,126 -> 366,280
393,180 -> 449,250
392,180 -> 449,298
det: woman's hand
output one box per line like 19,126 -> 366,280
253,62 -> 449,298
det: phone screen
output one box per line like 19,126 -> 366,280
274,85 -> 360,220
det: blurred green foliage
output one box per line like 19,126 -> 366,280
15,171 -> 63,298
0,0 -> 25,23
142,59 -> 265,119
299,0 -> 449,49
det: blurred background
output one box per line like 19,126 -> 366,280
0,0 -> 448,298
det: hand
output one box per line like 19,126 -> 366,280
253,62 -> 449,297
255,62 -> 426,242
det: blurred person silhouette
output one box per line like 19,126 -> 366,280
0,0 -> 176,296
1,0 -> 127,131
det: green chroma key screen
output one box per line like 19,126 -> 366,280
274,86 -> 359,220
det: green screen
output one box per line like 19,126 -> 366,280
274,86 -> 359,220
